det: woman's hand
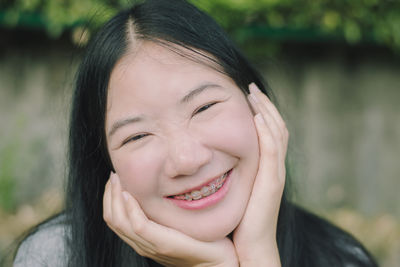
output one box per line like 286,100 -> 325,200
103,173 -> 238,267
232,83 -> 289,267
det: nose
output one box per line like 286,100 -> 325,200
164,130 -> 212,178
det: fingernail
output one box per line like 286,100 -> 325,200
122,191 -> 129,201
249,83 -> 259,94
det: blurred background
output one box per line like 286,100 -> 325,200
0,0 -> 399,266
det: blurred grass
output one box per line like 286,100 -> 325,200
324,208 -> 400,266
0,189 -> 63,266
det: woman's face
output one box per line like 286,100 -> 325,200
106,42 -> 259,241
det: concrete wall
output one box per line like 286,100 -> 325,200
265,44 -> 400,217
0,32 -> 75,206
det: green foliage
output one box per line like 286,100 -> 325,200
192,0 -> 400,51
0,0 -> 120,37
0,0 -> 399,50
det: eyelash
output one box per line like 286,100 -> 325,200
122,102 -> 218,145
193,102 -> 218,116
122,133 -> 148,145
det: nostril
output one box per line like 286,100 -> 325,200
163,133 -> 213,178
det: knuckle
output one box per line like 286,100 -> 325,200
260,92 -> 269,102
112,220 -> 124,232
283,124 -> 289,134
135,248 -> 148,257
279,120 -> 287,130
270,179 -> 285,194
103,212 -> 111,223
155,243 -> 173,255
260,139 -> 279,156
285,128 -> 289,138
132,220 -> 146,236
278,132 -> 285,142
146,249 -> 157,257
103,215 -> 110,224
257,124 -> 269,135
264,142 -> 278,156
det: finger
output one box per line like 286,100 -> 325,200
122,191 -> 159,249
110,173 -> 131,230
249,83 -> 287,134
108,223 -> 157,257
248,90 -> 282,145
121,191 -> 238,266
108,175 -> 155,250
122,191 -> 220,259
254,113 -> 284,190
107,178 -> 210,261
104,175 -> 129,237
123,191 -> 179,252
240,115 -> 284,233
247,90 -> 261,114
249,84 -> 289,164
249,84 -> 289,153
103,175 -> 113,223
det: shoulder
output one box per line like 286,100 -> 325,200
293,205 -> 378,267
13,213 -> 69,267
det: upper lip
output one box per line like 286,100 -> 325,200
166,169 -> 230,197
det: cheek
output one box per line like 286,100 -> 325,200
109,147 -> 163,199
203,103 -> 259,158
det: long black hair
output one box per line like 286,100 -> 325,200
65,0 -> 378,266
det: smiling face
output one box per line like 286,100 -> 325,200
106,42 -> 259,241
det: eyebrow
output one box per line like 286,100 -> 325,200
108,83 -> 223,138
180,83 -> 223,103
108,116 -> 143,138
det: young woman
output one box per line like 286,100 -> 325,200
14,0 -> 378,266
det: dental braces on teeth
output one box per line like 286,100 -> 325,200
174,172 -> 228,201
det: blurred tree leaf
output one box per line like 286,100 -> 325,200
0,0 -> 399,52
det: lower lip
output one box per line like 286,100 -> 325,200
167,169 -> 233,210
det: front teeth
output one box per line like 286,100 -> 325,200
201,186 -> 211,197
190,190 -> 202,200
177,172 -> 228,201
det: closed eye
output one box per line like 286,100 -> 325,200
122,133 -> 149,145
193,102 -> 218,116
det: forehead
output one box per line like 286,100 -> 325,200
107,42 -> 230,107
110,42 -> 221,82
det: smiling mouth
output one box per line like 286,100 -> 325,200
168,169 -> 231,201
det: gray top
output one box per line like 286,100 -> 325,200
13,215 -> 68,267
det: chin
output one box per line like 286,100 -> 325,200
185,222 -> 237,242
176,209 -> 244,242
